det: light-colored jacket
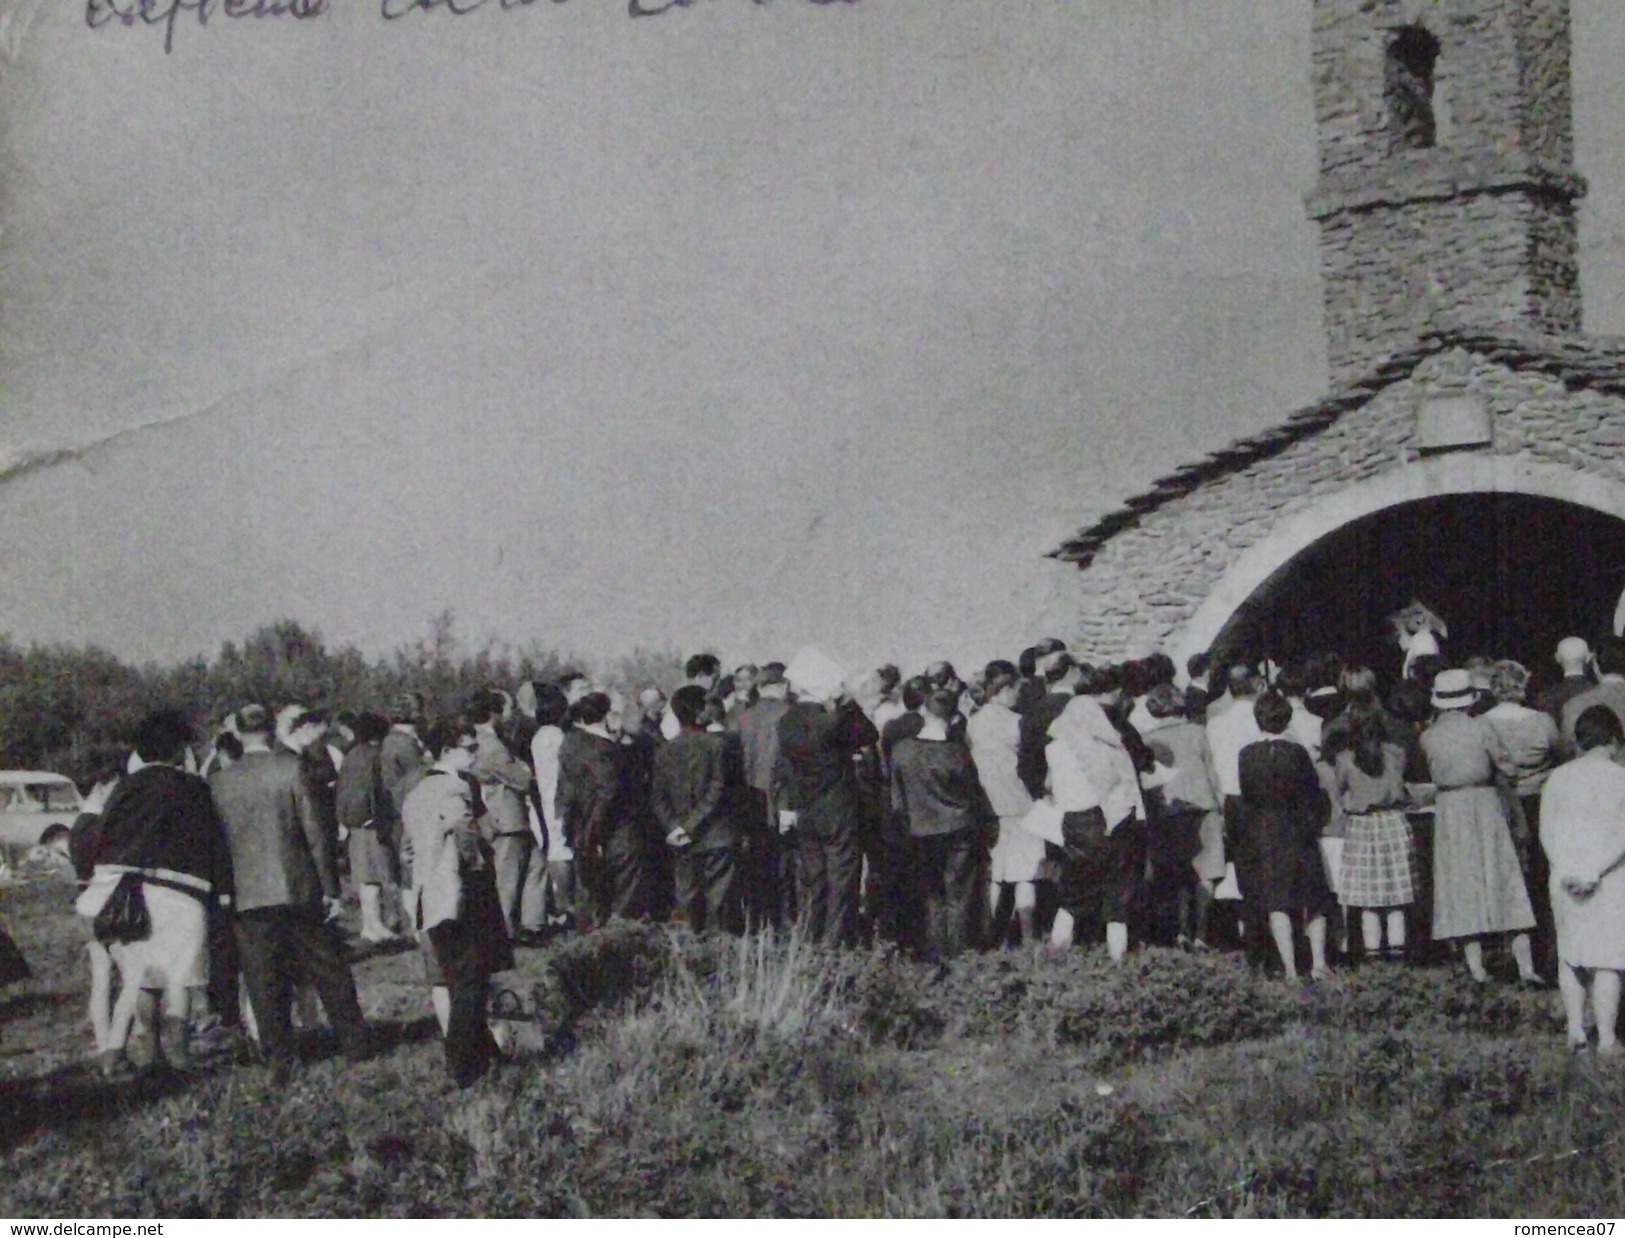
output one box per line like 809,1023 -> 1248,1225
966,701 -> 1033,819
1140,716 -> 1223,813
403,769 -> 482,933
210,749 -> 336,912
469,727 -> 533,840
1206,701 -> 1263,798
1540,750 -> 1625,887
530,725 -> 568,859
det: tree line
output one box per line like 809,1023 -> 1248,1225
0,610 -> 681,788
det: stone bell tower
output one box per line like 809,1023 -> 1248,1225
1307,0 -> 1586,386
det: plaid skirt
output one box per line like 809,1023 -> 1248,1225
1339,809 -> 1416,908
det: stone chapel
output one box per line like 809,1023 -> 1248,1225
1054,0 -> 1625,675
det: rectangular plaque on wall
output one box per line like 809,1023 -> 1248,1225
1417,395 -> 1491,452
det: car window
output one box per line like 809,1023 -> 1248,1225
34,783 -> 81,811
0,787 -> 40,810
0,783 -> 79,811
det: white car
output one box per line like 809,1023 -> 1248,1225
0,771 -> 85,849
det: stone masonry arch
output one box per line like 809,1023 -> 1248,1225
1171,454 -> 1625,667
1057,337 -> 1625,664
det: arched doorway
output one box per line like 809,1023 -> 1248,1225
1208,493 -> 1625,678
1170,457 -> 1625,684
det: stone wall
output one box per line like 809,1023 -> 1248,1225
1308,0 -> 1582,386
1311,0 -> 1570,181
1063,3 -> 1607,663
1518,0 -> 1576,168
1316,187 -> 1579,383
1069,348 -> 1625,660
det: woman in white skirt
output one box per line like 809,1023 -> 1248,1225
1333,708 -> 1417,961
967,662 -> 1044,945
1539,705 -> 1625,1054
74,710 -> 233,1074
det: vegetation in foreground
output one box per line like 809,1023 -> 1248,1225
2,879 -> 1623,1219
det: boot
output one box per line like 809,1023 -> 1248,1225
359,885 -> 400,942
160,1016 -> 202,1074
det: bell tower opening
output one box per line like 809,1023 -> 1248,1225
1385,24 -> 1440,151
1308,0 -> 1585,386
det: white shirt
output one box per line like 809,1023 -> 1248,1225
873,699 -> 907,735
1540,749 -> 1625,886
1045,738 -> 1102,813
966,701 -> 1032,819
1287,702 -> 1322,758
1206,699 -> 1263,797
529,724 -> 570,861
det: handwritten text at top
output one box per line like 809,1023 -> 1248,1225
85,0 -> 858,55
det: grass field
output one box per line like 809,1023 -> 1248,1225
2,872 -> 1623,1219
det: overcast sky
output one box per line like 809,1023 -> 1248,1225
0,0 -> 1621,676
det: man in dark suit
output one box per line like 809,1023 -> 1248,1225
1017,652 -> 1082,799
653,685 -> 741,934
738,664 -> 792,927
557,692 -> 651,925
775,653 -> 879,946
891,689 -> 994,962
210,704 -> 368,1085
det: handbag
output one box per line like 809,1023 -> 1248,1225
92,872 -> 153,946
1060,806 -> 1108,857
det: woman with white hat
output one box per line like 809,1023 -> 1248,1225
1418,668 -> 1540,984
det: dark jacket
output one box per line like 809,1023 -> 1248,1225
880,711 -> 925,770
558,729 -> 652,858
336,740 -> 387,832
738,697 -> 791,797
210,748 -> 340,912
1017,690 -> 1072,799
618,731 -> 663,845
652,729 -> 739,852
890,734 -> 994,839
379,727 -> 428,819
1236,737 -> 1332,913
775,700 -> 879,839
299,744 -> 340,844
75,765 -> 233,899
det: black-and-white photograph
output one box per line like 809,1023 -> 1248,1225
1,0 -> 1624,1221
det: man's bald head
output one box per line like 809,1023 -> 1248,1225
1556,637 -> 1592,675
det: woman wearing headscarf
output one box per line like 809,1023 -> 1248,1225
335,711 -> 401,943
967,661 -> 1044,947
528,683 -> 575,938
1045,691 -> 1145,961
1419,669 -> 1540,985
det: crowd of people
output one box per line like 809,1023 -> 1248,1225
23,631 -> 1625,1088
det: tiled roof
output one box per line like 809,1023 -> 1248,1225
1051,326 -> 1625,566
